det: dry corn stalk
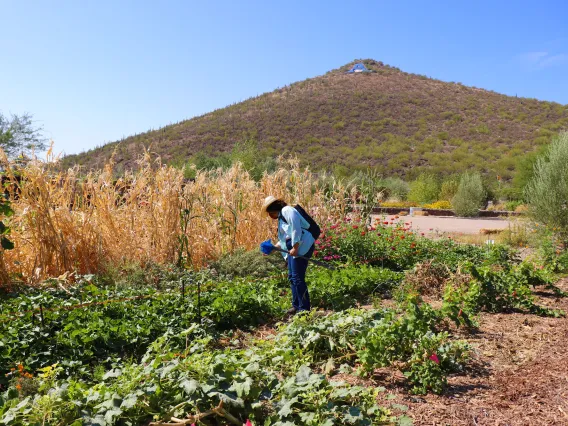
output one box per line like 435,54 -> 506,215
0,152 -> 352,284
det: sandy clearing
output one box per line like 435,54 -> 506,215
371,214 -> 513,235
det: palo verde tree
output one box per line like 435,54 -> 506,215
525,132 -> 568,242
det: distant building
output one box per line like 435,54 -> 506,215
346,63 -> 369,73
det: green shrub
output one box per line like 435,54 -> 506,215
525,132 -> 568,242
382,177 -> 410,200
407,174 -> 439,204
452,172 -> 485,217
439,178 -> 459,201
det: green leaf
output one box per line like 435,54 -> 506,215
277,397 -> 298,417
391,403 -> 408,411
104,408 -> 122,424
398,415 -> 414,426
121,394 -> 138,410
102,369 -> 122,380
1,236 -> 14,250
181,379 -> 199,396
295,365 -> 312,384
344,406 -> 363,423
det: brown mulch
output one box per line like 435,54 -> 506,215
379,278 -> 568,425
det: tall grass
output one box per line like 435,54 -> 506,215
0,153 -> 354,284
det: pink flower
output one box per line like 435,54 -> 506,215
245,420 -> 253,426
429,353 -> 440,364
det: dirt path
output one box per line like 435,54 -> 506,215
380,279 -> 568,425
371,214 -> 512,235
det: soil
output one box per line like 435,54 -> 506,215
375,278 -> 568,426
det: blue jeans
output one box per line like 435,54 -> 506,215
286,240 -> 314,311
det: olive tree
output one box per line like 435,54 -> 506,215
525,132 -> 568,241
452,172 -> 486,217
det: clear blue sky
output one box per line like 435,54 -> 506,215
1,0 -> 567,156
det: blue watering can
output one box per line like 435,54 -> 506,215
259,239 -> 335,269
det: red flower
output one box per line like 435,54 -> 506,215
400,235 -> 405,240
377,233 -> 382,236
421,232 -> 425,236
429,353 -> 440,364
361,231 -> 366,236
391,246 -> 396,251
383,221 -> 389,225
245,420 -> 253,426
352,225 -> 359,229
313,250 -> 319,257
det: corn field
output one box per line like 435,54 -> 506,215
0,151 -> 360,284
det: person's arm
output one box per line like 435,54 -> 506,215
282,207 -> 302,256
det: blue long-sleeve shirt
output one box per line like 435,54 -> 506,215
277,206 -> 315,259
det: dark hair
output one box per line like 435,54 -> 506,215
266,200 -> 287,213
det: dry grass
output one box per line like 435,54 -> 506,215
441,218 -> 533,248
0,153 -> 358,284
404,260 -> 450,297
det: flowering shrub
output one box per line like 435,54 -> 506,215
315,218 -> 425,270
314,217 -> 491,272
379,200 -> 419,208
423,200 -> 452,210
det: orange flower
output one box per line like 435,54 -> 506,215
16,384 -> 22,391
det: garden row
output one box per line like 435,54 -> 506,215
1,221 -> 567,425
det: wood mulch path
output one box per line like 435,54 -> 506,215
378,278 -> 568,425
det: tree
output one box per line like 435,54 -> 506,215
407,174 -> 439,204
525,132 -> 568,242
0,112 -> 47,158
452,172 -> 486,217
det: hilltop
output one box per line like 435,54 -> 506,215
62,59 -> 568,178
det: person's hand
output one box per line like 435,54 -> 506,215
289,246 -> 299,257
